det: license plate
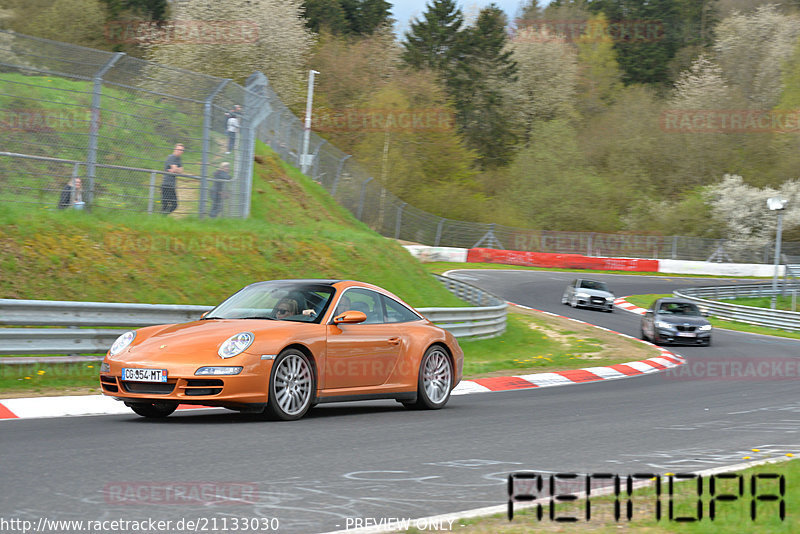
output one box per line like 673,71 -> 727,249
676,332 -> 696,337
121,368 -> 167,382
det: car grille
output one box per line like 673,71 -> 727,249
121,381 -> 176,395
183,379 -> 223,396
590,297 -> 606,305
676,325 -> 697,332
100,375 -> 118,393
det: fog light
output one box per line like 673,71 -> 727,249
100,362 -> 110,373
195,366 -> 243,376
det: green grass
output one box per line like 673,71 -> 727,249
624,294 -> 800,340
719,295 -> 799,312
459,312 -> 650,376
0,361 -> 103,395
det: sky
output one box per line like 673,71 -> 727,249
390,0 -> 552,34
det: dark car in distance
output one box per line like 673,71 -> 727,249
641,298 -> 712,346
561,279 -> 615,312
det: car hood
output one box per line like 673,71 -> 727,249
112,319 -> 317,364
655,315 -> 709,326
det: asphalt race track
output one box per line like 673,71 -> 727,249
0,270 -> 798,533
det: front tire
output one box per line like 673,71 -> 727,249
411,346 -> 453,410
128,402 -> 177,418
264,349 -> 315,421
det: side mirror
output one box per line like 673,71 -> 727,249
333,310 -> 367,324
200,311 -> 209,319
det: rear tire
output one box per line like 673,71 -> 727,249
128,402 -> 177,418
264,349 -> 315,421
411,346 -> 453,410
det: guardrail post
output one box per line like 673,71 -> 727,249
395,202 -> 407,240
87,52 -> 124,211
357,177 -> 373,220
147,172 -> 156,214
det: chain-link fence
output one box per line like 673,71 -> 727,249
2,30 -> 799,262
0,30 -> 267,217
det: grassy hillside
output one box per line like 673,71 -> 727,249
0,141 -> 463,307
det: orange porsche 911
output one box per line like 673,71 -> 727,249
100,280 -> 463,420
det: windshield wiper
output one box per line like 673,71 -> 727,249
236,316 -> 277,320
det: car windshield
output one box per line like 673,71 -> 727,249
658,302 -> 702,316
579,280 -> 609,292
203,282 -> 335,323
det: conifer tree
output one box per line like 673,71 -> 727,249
448,5 -> 518,168
402,0 -> 464,72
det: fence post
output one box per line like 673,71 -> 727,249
357,177 -> 373,220
672,236 -> 678,259
147,172 -> 156,214
587,233 -> 593,256
395,202 -> 407,240
199,79 -> 230,218
87,52 -> 124,211
70,163 -> 80,205
435,217 -> 445,247
331,154 -> 351,196
311,139 -> 327,183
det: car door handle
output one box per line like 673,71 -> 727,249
388,337 -> 401,345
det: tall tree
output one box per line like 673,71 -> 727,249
575,12 -> 623,116
303,0 -> 348,34
402,0 -> 464,72
587,0 -> 683,85
509,23 -> 579,139
303,0 -> 392,35
448,5 -> 519,168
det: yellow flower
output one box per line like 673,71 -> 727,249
24,376 -> 31,380
37,370 -> 45,375
751,449 -> 760,452
87,365 -> 94,369
743,456 -> 752,460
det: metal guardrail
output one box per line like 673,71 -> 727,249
0,278 -> 507,358
675,284 -> 800,332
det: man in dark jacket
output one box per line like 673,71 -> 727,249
162,144 -> 184,214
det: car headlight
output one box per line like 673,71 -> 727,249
195,366 -> 243,375
218,332 -> 254,359
655,321 -> 673,330
576,292 -> 590,298
698,324 -> 712,331
109,331 -> 136,356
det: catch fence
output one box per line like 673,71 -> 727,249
2,30 -> 799,261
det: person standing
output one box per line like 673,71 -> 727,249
162,143 -> 184,214
226,113 -> 240,154
209,161 -> 231,218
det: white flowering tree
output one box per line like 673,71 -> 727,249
714,5 -> 800,108
507,25 -> 578,138
147,0 -> 313,104
671,54 -> 736,110
706,174 -> 800,254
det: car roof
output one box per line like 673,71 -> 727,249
657,297 -> 694,304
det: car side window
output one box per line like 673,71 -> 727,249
345,288 -> 384,324
382,295 -> 420,323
